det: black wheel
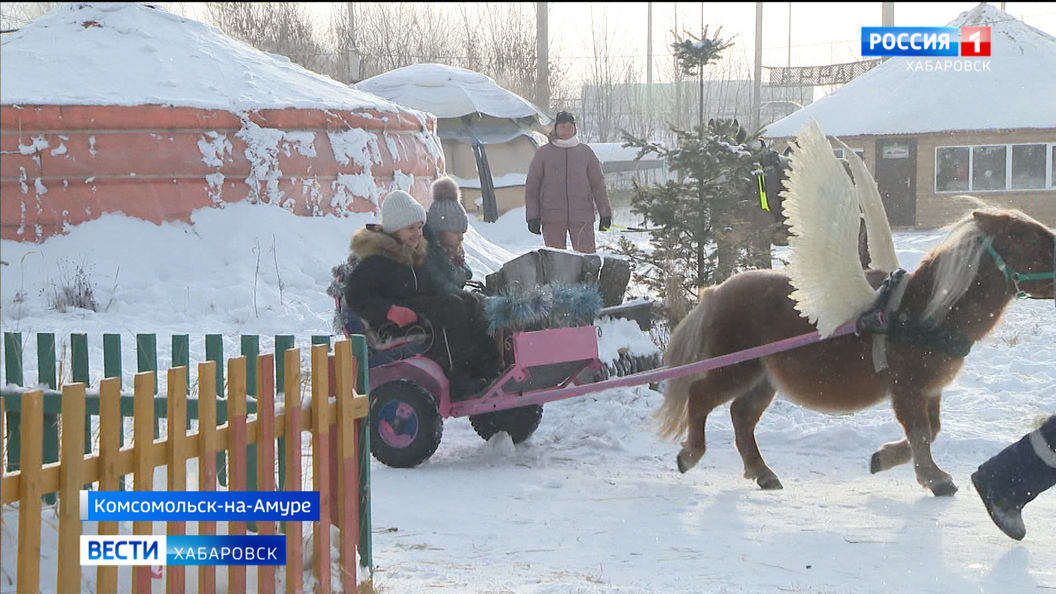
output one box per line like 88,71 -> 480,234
369,380 -> 443,468
469,405 -> 543,444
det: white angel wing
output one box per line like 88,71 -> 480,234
834,137 -> 899,273
783,120 -> 877,337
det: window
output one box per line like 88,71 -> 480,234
1051,144 -> 1055,189
936,147 -> 969,192
936,142 -> 1056,193
972,145 -> 1006,191
1010,144 -> 1046,190
832,148 -> 865,160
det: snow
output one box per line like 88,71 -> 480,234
763,4 -> 1056,137
0,2 -> 397,112
1,1 -> 1055,592
356,63 -> 550,122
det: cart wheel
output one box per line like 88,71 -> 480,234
469,405 -> 543,444
370,380 -> 442,468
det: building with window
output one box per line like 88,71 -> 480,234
762,3 -> 1055,228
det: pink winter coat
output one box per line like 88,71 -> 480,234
524,138 -> 612,224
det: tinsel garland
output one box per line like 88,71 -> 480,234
484,283 -> 602,334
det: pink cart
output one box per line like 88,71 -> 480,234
366,325 -> 606,468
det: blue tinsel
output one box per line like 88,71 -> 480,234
484,283 -> 602,333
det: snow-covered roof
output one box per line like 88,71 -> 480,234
589,143 -> 662,163
356,63 -> 551,123
763,4 -> 1056,137
0,2 -> 399,113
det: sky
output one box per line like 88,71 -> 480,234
1,3 -> 1055,592
304,2 -> 1056,85
545,2 -> 1056,76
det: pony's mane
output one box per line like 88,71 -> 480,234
920,198 -> 1040,324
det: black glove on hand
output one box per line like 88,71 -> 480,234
528,219 -> 542,235
598,216 -> 612,232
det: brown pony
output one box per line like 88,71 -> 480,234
657,207 -> 1055,496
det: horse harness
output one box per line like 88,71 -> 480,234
854,235 -> 1056,370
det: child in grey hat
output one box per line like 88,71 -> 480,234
424,176 -> 474,295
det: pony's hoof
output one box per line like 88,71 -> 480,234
930,480 -> 958,497
676,454 -> 691,474
757,475 -> 783,490
869,452 -> 883,474
676,449 -> 703,473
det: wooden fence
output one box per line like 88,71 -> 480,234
0,335 -> 374,594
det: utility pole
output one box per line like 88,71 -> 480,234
346,2 -> 360,83
787,2 -> 792,68
647,2 -> 653,118
752,2 -> 762,133
537,2 -> 549,110
882,2 -> 894,27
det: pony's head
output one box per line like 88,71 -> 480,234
923,206 -> 1055,323
972,209 -> 1055,301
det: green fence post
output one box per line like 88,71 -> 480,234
172,335 -> 190,431
137,333 -> 160,439
242,334 -> 260,532
4,332 -> 23,472
311,335 -> 331,350
102,333 -> 122,387
38,333 -> 59,505
274,335 -> 294,492
71,333 -> 93,489
102,333 -> 126,490
206,334 -> 227,487
351,333 -> 372,572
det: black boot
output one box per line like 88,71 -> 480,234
971,416 -> 1056,541
448,370 -> 488,401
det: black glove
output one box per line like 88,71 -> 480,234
598,216 -> 612,232
527,219 -> 542,235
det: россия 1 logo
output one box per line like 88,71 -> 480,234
861,27 -> 991,57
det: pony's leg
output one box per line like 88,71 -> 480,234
870,395 -> 941,473
891,389 -> 957,496
677,368 -> 760,473
730,380 -> 782,490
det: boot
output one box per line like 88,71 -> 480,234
971,417 -> 1056,541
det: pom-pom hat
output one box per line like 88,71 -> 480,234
427,176 -> 469,234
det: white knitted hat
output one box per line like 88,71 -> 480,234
380,190 -> 427,234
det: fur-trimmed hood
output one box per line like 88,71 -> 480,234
350,224 -> 428,268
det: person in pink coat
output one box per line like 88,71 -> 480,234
524,111 -> 613,254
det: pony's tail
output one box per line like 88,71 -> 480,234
655,287 -> 715,442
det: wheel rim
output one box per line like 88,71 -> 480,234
377,399 -> 419,449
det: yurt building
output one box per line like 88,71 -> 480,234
0,2 -> 444,242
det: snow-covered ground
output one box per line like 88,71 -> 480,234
1,202 -> 1054,593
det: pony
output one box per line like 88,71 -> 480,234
657,206 -> 1054,495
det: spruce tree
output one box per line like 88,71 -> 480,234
617,29 -> 776,326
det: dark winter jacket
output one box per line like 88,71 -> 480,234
343,225 -> 431,341
423,224 -> 473,296
525,135 -> 612,224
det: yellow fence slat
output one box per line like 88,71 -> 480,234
198,360 -> 218,594
228,356 -> 248,594
96,377 -> 121,594
132,372 -> 155,594
17,390 -> 43,594
311,345 -> 332,594
57,383 -> 86,594
167,366 -> 189,594
284,348 -> 304,594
